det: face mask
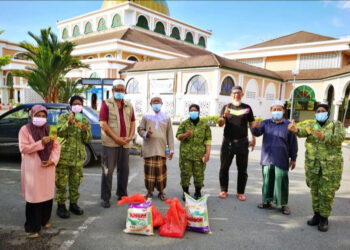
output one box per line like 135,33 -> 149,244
114,92 -> 125,100
315,112 -> 328,122
72,105 -> 83,113
189,111 -> 199,120
152,104 -> 162,112
32,117 -> 47,127
272,111 -> 283,120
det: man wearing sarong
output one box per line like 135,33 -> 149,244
251,100 -> 298,215
137,94 -> 174,201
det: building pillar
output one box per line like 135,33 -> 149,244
333,101 -> 341,121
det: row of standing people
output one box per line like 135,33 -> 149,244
19,81 -> 345,238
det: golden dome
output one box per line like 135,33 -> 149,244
102,0 -> 170,16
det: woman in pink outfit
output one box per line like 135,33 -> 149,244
18,105 -> 60,238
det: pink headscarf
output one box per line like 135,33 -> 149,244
26,105 -> 53,161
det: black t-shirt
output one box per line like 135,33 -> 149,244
220,103 -> 255,139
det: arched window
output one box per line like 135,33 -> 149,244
90,72 -> 100,78
170,27 -> 180,40
13,53 -> 30,61
186,75 -> 207,95
126,78 -> 140,94
185,32 -> 194,44
136,15 -> 149,30
112,13 -> 122,28
220,76 -> 235,96
291,85 -> 317,111
127,56 -> 139,62
154,21 -> 165,35
73,25 -> 80,37
62,28 -> 69,39
105,54 -> 113,59
198,36 -> 206,48
87,56 -> 94,60
84,22 -> 93,34
97,18 -> 107,31
6,72 -> 13,86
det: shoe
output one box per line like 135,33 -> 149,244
281,206 -> 291,215
182,186 -> 189,201
236,193 -> 246,201
318,216 -> 329,232
27,232 -> 40,239
219,191 -> 227,199
56,204 -> 70,219
257,202 -> 272,209
307,212 -> 320,226
43,222 -> 51,229
158,192 -> 168,201
101,200 -> 110,208
144,192 -> 153,200
69,203 -> 84,215
194,187 -> 202,200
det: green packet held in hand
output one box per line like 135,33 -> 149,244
75,113 -> 83,122
49,125 -> 58,140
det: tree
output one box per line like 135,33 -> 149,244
57,78 -> 92,103
0,30 -> 11,70
14,28 -> 89,103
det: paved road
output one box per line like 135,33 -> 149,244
0,126 -> 349,250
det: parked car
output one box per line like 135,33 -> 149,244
0,103 -> 101,166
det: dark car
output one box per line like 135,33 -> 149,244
0,103 -> 102,166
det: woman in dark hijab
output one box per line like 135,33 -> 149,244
18,105 -> 61,238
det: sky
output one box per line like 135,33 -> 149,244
1,0 -> 350,55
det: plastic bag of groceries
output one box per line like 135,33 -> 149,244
184,193 -> 211,233
123,199 -> 154,236
159,198 -> 187,238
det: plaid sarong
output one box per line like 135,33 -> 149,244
144,156 -> 167,192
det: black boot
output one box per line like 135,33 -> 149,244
69,203 -> 84,215
194,187 -> 202,200
307,212 -> 320,226
182,186 -> 189,201
57,204 -> 70,219
318,216 -> 328,232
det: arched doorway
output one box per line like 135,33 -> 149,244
326,85 -> 334,120
91,93 -> 97,110
289,85 -> 317,121
338,83 -> 350,126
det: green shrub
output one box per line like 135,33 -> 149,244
201,115 -> 220,126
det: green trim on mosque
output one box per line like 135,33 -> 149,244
97,18 -> 107,31
90,72 -> 100,78
170,27 -> 180,40
136,15 -> 149,30
198,36 -> 206,48
112,14 -> 122,28
62,28 -> 69,39
85,22 -> 93,34
185,32 -> 194,44
293,85 -> 316,102
73,25 -> 80,37
154,21 -> 166,35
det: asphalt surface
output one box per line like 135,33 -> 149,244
0,126 -> 349,250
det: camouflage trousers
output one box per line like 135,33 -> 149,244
180,159 -> 206,188
55,163 -> 83,204
306,164 -> 342,218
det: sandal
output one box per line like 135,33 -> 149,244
257,202 -> 272,209
219,191 -> 227,199
236,193 -> 246,201
158,192 -> 168,201
144,192 -> 153,199
281,206 -> 291,215
43,222 -> 51,229
27,232 -> 40,239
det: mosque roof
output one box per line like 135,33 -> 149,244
73,28 -> 211,57
121,53 -> 282,80
241,31 -> 336,50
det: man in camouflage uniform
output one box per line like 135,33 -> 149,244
288,103 -> 345,232
176,104 -> 211,200
56,96 -> 92,218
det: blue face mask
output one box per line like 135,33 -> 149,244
189,111 -> 199,120
152,104 -> 162,112
315,112 -> 328,122
114,92 -> 124,100
271,111 -> 283,120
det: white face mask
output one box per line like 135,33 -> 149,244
32,117 -> 47,127
72,105 -> 83,113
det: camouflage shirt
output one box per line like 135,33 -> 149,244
57,113 -> 92,166
176,119 -> 211,161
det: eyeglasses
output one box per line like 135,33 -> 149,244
232,91 -> 242,95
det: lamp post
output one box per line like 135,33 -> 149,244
289,69 -> 299,120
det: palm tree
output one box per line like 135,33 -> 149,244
57,78 -> 92,104
0,30 -> 11,70
14,28 -> 89,103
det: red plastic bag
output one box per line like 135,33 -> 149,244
152,205 -> 166,228
159,198 -> 187,238
117,194 -> 165,228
